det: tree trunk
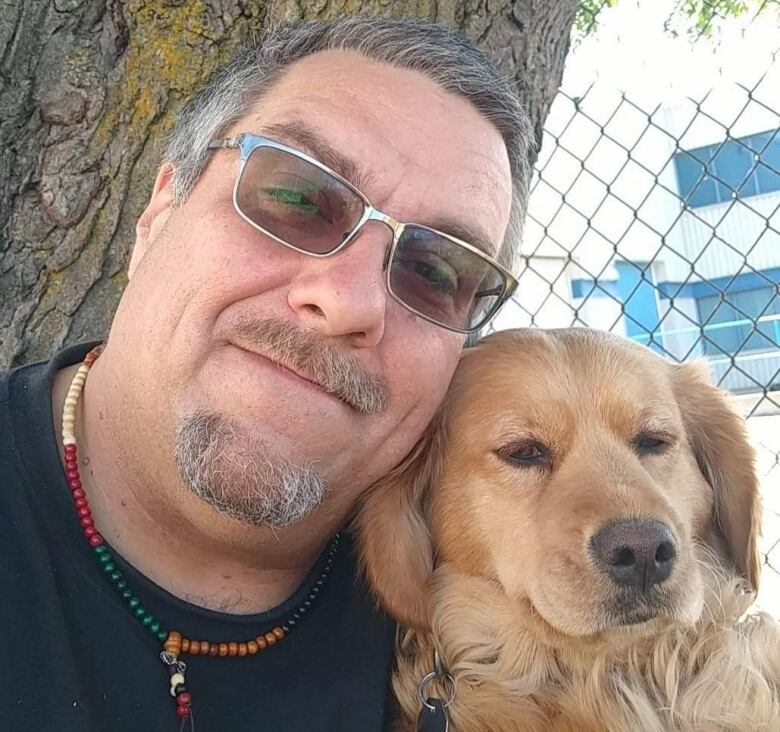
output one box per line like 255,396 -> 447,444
0,0 -> 580,368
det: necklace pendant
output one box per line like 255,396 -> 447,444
161,646 -> 193,724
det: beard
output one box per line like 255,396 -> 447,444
174,412 -> 328,527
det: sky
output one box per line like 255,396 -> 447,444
562,0 -> 779,102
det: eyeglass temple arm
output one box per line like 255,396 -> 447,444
207,136 -> 241,150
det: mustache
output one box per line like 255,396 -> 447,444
231,317 -> 390,414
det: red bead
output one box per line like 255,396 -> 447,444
176,705 -> 189,718
74,498 -> 88,509
66,470 -> 79,481
65,459 -> 78,470
88,534 -> 103,546
80,516 -> 94,527
177,692 -> 192,705
69,479 -> 82,491
77,507 -> 91,518
84,526 -> 97,538
64,444 -> 77,455
71,487 -> 85,499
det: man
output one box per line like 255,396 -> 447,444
0,15 -> 531,731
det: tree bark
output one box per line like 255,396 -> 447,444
0,0 -> 580,368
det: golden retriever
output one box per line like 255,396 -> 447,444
356,328 -> 780,731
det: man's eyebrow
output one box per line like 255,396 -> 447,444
419,218 -> 497,259
257,119 -> 373,191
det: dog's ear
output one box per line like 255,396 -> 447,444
673,362 -> 761,591
354,412 -> 447,632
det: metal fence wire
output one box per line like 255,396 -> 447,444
491,7 -> 780,615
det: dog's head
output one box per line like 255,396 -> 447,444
357,328 -> 761,642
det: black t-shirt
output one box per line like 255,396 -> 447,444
0,343 -> 395,731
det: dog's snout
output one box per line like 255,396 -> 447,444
590,519 -> 677,592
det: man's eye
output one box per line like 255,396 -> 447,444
262,187 -> 319,215
414,261 -> 457,295
395,252 -> 459,297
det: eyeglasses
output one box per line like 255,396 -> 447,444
207,133 -> 518,333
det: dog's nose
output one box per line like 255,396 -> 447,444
590,519 -> 677,592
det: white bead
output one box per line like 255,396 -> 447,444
63,436 -> 76,446
169,672 -> 185,696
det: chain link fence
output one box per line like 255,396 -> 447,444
492,3 -> 780,615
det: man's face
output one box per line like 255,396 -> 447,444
116,49 -> 513,524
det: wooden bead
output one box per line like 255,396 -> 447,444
181,639 -> 190,653
218,643 -> 228,657
264,632 -> 277,645
228,642 -> 238,656
209,644 -> 219,656
256,636 -> 268,650
238,643 -> 248,656
247,641 -> 259,655
199,641 -> 210,655
272,627 -> 285,640
168,631 -> 182,643
189,641 -> 200,655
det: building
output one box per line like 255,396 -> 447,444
496,79 -> 780,395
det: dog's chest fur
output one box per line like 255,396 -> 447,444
391,571 -> 780,732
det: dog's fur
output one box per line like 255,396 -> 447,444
356,328 -> 780,731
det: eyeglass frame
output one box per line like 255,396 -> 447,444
207,132 -> 519,334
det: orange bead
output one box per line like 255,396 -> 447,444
168,631 -> 182,643
189,641 -> 200,655
228,642 -> 238,656
181,639 -> 190,653
264,632 -> 277,645
256,636 -> 268,650
218,643 -> 229,657
272,627 -> 285,640
209,645 -> 219,656
199,641 -> 210,655
247,641 -> 259,655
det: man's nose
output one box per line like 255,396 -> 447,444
286,222 -> 391,348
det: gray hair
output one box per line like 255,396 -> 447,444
164,15 -> 534,271
175,412 -> 328,527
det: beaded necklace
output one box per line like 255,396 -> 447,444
60,345 -> 340,730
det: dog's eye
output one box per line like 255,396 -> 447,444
634,434 -> 671,455
497,442 -> 551,468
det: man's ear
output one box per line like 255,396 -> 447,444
128,164 -> 175,279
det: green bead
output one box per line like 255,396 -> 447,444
134,606 -> 146,618
116,580 -> 127,590
110,571 -> 122,582
94,545 -> 108,555
98,552 -> 112,564
121,589 -> 132,600
102,562 -> 115,573
128,597 -> 140,609
157,630 -> 168,642
150,622 -> 160,634
141,614 -> 153,627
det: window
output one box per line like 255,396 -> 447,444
674,129 -> 780,208
696,286 -> 780,355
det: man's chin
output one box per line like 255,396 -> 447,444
175,411 -> 329,528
